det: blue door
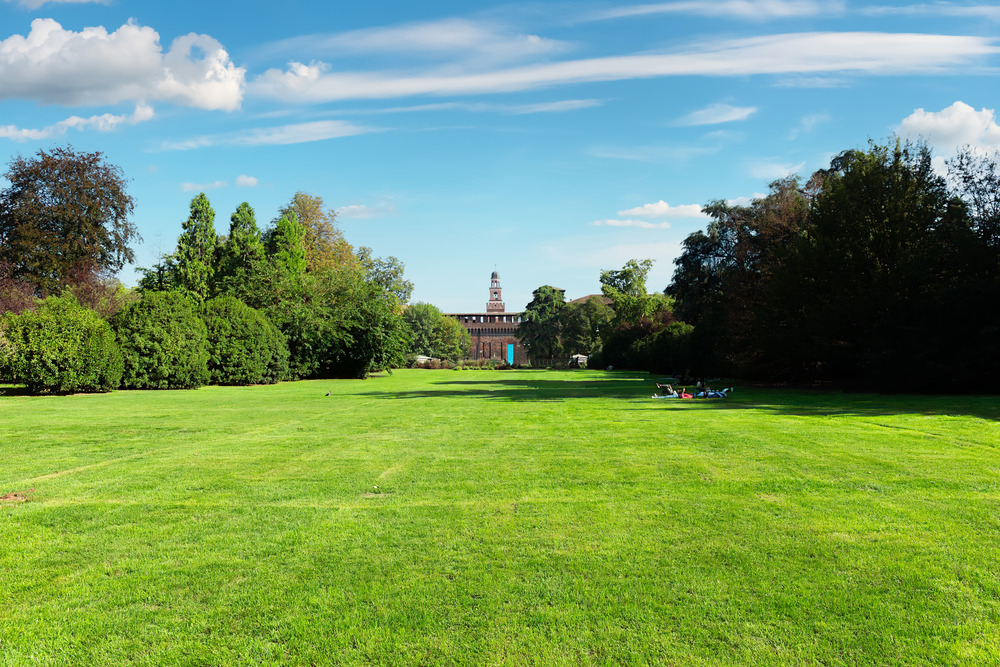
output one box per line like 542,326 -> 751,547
506,344 -> 514,365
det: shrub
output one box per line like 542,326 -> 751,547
3,294 -> 123,393
112,290 -> 209,389
203,296 -> 289,385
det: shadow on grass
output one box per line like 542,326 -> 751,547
356,373 -> 1000,422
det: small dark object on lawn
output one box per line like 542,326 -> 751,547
325,392 -> 330,396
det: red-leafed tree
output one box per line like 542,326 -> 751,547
0,146 -> 139,296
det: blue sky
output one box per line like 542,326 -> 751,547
1,0 -> 999,312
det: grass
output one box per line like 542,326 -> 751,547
1,369 -> 999,665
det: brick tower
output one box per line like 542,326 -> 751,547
487,270 -> 505,313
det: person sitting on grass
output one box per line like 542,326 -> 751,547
652,384 -> 679,398
653,384 -> 695,399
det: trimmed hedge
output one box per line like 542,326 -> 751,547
112,290 -> 209,389
203,296 -> 289,385
2,295 -> 123,393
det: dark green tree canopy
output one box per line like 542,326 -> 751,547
519,285 -> 566,365
0,146 -> 138,295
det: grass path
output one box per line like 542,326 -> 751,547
2,370 -> 999,665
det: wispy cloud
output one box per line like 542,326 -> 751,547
787,112 -> 829,140
897,101 -> 1000,152
676,103 -> 757,126
593,218 -> 673,229
236,174 -> 259,187
336,201 -> 397,219
260,18 -> 571,67
592,0 -> 843,21
0,103 -> 153,142
182,180 -> 227,192
750,160 -> 807,179
862,3 -> 1000,21
250,32 -> 997,103
4,0 -> 109,7
338,98 -> 602,116
161,120 -> 378,150
589,144 -> 721,162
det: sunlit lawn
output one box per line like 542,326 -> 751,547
2,369 -> 999,665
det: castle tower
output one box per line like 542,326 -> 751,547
487,270 -> 505,313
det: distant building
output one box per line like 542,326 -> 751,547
447,271 -> 527,364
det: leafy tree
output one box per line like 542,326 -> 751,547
112,290 -> 210,389
3,294 -> 123,393
772,139 -> 969,385
404,302 -> 471,361
518,285 -> 565,366
266,210 -> 308,279
357,246 -> 414,304
215,202 -> 266,300
600,259 -> 670,327
173,193 -> 218,300
276,192 -> 354,269
0,146 -> 138,295
560,296 -> 611,357
203,296 -> 288,385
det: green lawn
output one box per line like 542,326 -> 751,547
2,369 -> 999,665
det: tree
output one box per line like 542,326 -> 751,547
560,296 -> 611,357
215,202 -> 265,299
170,193 -> 218,300
600,259 -> 669,327
772,138 -> 969,385
266,210 -> 308,279
276,192 -> 354,269
404,302 -> 471,361
518,285 -> 565,366
357,246 -> 414,304
0,146 -> 138,295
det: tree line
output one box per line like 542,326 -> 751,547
518,138 -> 999,391
0,146 -> 426,393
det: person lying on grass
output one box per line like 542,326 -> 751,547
653,384 -> 732,399
653,384 -> 693,399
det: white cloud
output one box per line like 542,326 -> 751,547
162,120 -> 378,150
5,0 -> 108,7
787,112 -> 829,140
263,19 -> 571,66
182,180 -> 227,192
593,219 -> 672,229
676,103 -> 757,126
862,3 -> 1000,21
897,101 -> 1000,153
236,174 -> 258,187
617,201 -> 707,218
589,144 -> 721,162
339,99 -> 602,116
250,32 -> 996,103
750,160 -> 807,179
0,19 -> 244,110
0,103 -> 153,141
336,202 -> 397,219
727,193 -> 768,206
596,0 -> 843,21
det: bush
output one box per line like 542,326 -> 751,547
3,294 -> 123,393
203,296 -> 289,385
112,290 -> 209,389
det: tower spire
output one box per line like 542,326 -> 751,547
487,269 -> 504,312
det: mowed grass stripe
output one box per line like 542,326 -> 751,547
2,369 -> 999,665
